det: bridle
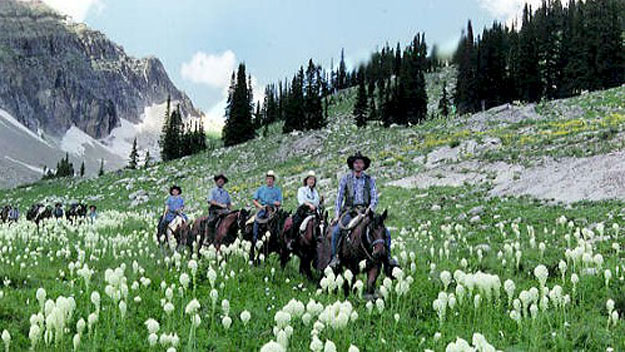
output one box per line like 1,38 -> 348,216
359,218 -> 386,262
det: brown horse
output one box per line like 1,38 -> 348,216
157,215 -> 192,252
191,209 -> 250,251
280,209 -> 328,280
317,209 -> 389,298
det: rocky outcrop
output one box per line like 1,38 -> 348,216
0,0 -> 198,139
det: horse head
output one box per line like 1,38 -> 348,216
236,209 -> 250,230
366,209 -> 388,261
77,203 -> 87,217
316,210 -> 329,241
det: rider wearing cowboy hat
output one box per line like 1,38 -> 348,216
53,202 -> 64,219
159,185 -> 188,234
252,170 -> 283,243
329,151 -> 399,273
205,174 -> 232,233
290,171 -> 322,240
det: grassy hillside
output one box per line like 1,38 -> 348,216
2,75 -> 625,351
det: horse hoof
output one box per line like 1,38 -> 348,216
362,293 -> 374,301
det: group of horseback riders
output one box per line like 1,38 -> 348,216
157,151 -> 400,282
1,202 -> 97,225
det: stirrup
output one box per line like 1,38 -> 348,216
329,257 -> 341,269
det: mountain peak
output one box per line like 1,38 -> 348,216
0,0 -> 198,139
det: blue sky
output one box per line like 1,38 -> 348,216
42,0 -> 538,120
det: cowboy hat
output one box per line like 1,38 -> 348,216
213,174 -> 229,184
347,151 -> 371,170
266,170 -> 277,179
303,170 -> 317,186
169,185 -> 182,195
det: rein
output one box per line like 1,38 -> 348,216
357,220 -> 385,263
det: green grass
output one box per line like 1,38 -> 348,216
3,79 -> 625,351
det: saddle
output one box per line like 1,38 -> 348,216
299,214 -> 316,232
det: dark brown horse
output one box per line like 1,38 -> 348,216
26,204 -> 52,226
191,209 -> 250,251
317,209 -> 389,298
247,207 -> 289,264
280,209 -> 328,280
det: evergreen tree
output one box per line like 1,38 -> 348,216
455,21 -> 479,114
128,137 -> 139,169
518,4 -> 542,102
223,63 -> 256,146
80,161 -> 85,177
283,68 -> 305,133
397,34 -> 428,125
439,83 -> 451,117
353,69 -> 369,127
369,95 -> 378,121
337,49 -> 347,90
159,95 -> 171,159
98,158 -> 104,176
144,150 -> 151,169
304,59 -> 324,130
51,153 -> 74,178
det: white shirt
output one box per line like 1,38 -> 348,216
297,186 -> 320,207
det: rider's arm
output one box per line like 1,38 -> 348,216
253,199 -> 262,209
297,187 -> 306,206
253,188 -> 263,209
208,189 -> 226,208
369,176 -> 378,211
335,177 -> 346,219
274,188 -> 283,207
226,192 -> 232,209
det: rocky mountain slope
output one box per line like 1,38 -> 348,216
0,0 -> 199,188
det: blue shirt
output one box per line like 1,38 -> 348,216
334,172 -> 378,218
253,185 -> 283,206
166,195 -> 185,212
8,208 -> 19,220
297,186 -> 320,207
208,187 -> 231,206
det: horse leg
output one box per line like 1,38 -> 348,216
298,254 -> 313,281
280,247 -> 290,269
343,280 -> 351,298
365,264 -> 381,298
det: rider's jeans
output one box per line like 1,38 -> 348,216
331,213 -> 392,258
253,209 -> 268,242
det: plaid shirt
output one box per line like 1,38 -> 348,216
334,172 -> 378,218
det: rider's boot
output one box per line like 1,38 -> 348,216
329,229 -> 342,270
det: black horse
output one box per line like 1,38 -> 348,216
246,207 -> 290,265
26,204 -> 53,226
0,206 -> 10,223
66,203 -> 87,224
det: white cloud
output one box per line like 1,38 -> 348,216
477,0 -> 542,23
182,50 -> 264,128
181,50 -> 237,90
41,0 -> 104,22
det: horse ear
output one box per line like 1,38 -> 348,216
381,209 -> 388,221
